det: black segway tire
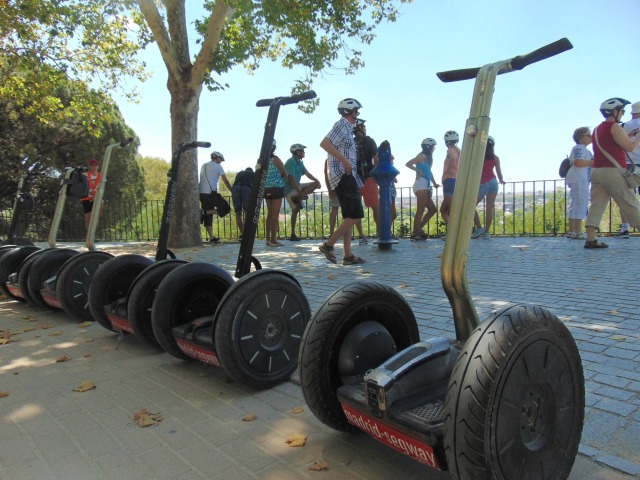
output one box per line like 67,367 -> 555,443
151,262 -> 234,360
1,238 -> 34,246
127,259 -> 187,347
298,281 -> 420,432
27,248 -> 79,309
443,304 -> 584,480
56,252 -> 114,322
213,269 -> 311,389
16,248 -> 54,305
0,246 -> 41,298
88,254 -> 154,332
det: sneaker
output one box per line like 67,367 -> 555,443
572,232 -> 586,240
566,232 -> 576,239
615,230 -> 630,239
471,227 -> 484,239
359,236 -> 368,245
483,232 -> 491,239
210,237 -> 220,244
289,234 -> 301,241
584,239 -> 608,249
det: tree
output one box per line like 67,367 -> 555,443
137,155 -> 170,200
136,0 -> 411,247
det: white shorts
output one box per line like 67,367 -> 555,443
413,177 -> 432,195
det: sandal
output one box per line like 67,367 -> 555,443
343,255 -> 366,266
584,239 -> 608,249
319,243 -> 337,264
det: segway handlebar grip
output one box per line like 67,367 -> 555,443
256,90 -> 317,107
510,37 -> 573,71
436,67 -> 481,83
120,137 -> 134,148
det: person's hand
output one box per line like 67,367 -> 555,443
342,159 -> 352,175
499,179 -> 506,184
434,183 -> 440,189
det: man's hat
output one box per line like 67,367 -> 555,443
89,159 -> 99,165
632,101 -> 640,114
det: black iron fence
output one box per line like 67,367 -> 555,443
0,179 -> 632,243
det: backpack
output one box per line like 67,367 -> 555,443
65,169 -> 90,198
559,156 -> 571,178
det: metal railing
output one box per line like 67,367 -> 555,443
0,179 -> 633,243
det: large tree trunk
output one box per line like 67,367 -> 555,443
167,75 -> 202,248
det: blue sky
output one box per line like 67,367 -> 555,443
114,0 -> 640,190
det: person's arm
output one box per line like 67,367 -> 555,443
221,174 -> 233,191
304,170 -> 321,189
495,157 -> 505,184
273,156 -> 287,177
405,153 -> 423,173
320,137 -> 352,175
612,123 -> 640,152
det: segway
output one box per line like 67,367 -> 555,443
150,91 -> 316,389
87,141 -> 210,344
37,138 -> 133,320
299,39 -> 585,479
1,158 -> 39,247
0,163 -> 87,303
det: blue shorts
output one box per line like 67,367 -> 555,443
478,177 -> 499,198
232,185 -> 251,213
442,178 -> 456,196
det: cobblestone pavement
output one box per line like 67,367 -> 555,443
0,236 -> 638,479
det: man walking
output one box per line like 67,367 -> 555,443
284,144 -> 321,241
318,98 -> 366,265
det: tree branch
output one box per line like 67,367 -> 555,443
191,0 -> 235,89
137,0 -> 181,80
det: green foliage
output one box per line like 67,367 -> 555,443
137,155 -> 170,199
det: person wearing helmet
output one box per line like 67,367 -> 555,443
264,139 -> 288,247
231,167 -> 254,238
440,131 -> 461,232
283,144 -> 321,241
584,98 -> 640,248
616,101 -> 640,238
81,158 -> 104,231
406,138 -> 440,241
353,118 -> 380,244
199,151 -> 233,243
471,136 -> 505,239
318,97 -> 365,265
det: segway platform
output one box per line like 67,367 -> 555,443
171,317 -> 221,367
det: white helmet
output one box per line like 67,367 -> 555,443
487,136 -> 495,146
599,97 -> 630,118
210,151 -> 224,161
337,98 -> 363,116
290,143 -> 306,153
421,138 -> 437,147
444,131 -> 459,144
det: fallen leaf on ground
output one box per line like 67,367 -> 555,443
85,338 -> 94,342
78,321 -> 92,328
133,408 -> 163,427
40,324 -> 54,329
327,274 -> 337,280
84,353 -> 91,357
285,433 -> 307,447
397,282 -> 409,289
73,380 -> 96,392
611,335 -> 627,341
56,355 -> 71,363
292,407 -> 304,414
12,371 -> 19,375
0,391 -> 9,398
0,337 -> 14,345
242,413 -> 258,422
49,330 -> 63,336
309,459 -> 329,471
608,310 -> 619,315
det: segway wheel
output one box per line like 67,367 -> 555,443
56,252 -> 113,322
151,262 -> 234,360
127,259 -> 187,347
443,304 -> 584,480
299,281 -> 420,432
1,238 -> 34,246
16,248 -> 53,305
88,254 -> 154,332
0,246 -> 40,298
213,269 -> 311,389
27,248 -> 79,309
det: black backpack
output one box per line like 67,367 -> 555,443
65,169 -> 90,198
559,156 -> 571,178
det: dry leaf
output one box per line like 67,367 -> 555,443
40,324 -> 54,329
0,337 -> 14,345
78,321 -> 92,328
133,408 -> 163,427
573,288 -> 582,292
56,355 -> 71,363
292,407 -> 304,414
85,338 -> 94,342
608,310 -> 619,315
73,380 -> 96,392
309,459 -> 329,471
611,335 -> 627,341
242,413 -> 258,422
12,371 -> 19,375
327,274 -> 337,280
285,433 -> 307,447
49,330 -> 63,336
0,391 -> 9,398
397,282 -> 409,289
84,353 -> 91,358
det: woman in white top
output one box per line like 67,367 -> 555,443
565,127 -> 594,239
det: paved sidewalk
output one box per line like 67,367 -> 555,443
0,236 -> 638,479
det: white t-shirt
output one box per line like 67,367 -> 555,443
565,144 -> 592,184
199,161 -> 225,194
623,118 -> 640,165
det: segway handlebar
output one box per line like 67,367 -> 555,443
120,137 -> 134,148
436,37 -> 573,83
256,90 -> 317,107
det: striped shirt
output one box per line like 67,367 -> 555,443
324,117 -> 362,190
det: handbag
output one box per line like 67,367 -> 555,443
593,128 -> 640,188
